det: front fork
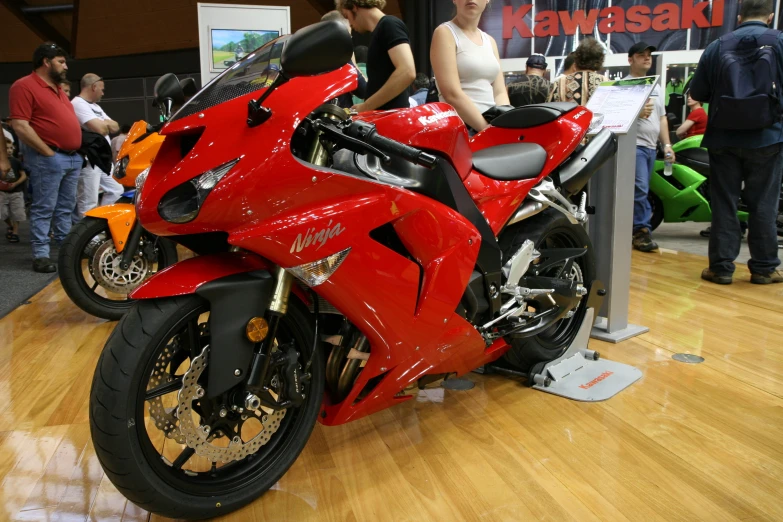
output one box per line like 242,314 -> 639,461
246,267 -> 294,393
243,116 -> 333,408
119,219 -> 144,270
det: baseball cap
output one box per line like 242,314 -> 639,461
526,54 -> 547,70
628,42 -> 656,57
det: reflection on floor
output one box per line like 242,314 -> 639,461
654,221 -> 756,265
0,249 -> 781,521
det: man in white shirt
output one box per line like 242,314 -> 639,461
71,73 -> 123,223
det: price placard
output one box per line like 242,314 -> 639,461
585,76 -> 659,135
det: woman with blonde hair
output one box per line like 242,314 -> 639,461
430,0 -> 509,133
549,38 -> 607,105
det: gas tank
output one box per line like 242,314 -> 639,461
357,103 -> 473,178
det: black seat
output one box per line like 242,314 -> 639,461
492,102 -> 579,129
677,147 -> 710,177
472,143 -> 547,181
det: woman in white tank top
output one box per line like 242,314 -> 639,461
430,0 -> 508,133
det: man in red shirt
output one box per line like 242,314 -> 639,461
9,43 -> 83,273
675,94 -> 708,139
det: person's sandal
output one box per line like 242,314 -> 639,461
7,233 -> 19,243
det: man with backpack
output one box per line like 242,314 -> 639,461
691,0 -> 783,285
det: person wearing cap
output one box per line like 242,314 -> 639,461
8,42 -> 83,273
549,38 -> 607,105
626,41 -> 674,253
431,0 -> 509,133
507,54 -> 551,107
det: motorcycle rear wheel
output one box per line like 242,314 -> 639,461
89,294 -> 323,519
59,217 -> 178,320
501,210 -> 596,373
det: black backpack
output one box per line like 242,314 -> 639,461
711,29 -> 783,131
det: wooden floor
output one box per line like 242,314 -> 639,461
1,249 -> 782,521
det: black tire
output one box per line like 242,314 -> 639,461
89,294 -> 323,519
648,192 -> 664,232
500,209 -> 596,373
59,217 -> 178,320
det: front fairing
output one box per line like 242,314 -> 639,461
135,63 -> 358,238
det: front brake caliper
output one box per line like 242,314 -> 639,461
282,345 -> 305,407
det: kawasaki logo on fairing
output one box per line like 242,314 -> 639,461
419,110 -> 459,126
290,221 -> 345,253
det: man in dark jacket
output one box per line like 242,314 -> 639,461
690,0 -> 783,285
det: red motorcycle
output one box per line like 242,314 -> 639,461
89,21 -> 616,519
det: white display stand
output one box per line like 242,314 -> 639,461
197,3 -> 291,86
585,77 -> 657,343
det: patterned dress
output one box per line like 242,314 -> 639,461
549,71 -> 607,105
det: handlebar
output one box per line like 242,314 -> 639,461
344,121 -> 438,168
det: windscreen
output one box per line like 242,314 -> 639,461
172,36 -> 289,121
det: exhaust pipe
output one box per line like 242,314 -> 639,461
558,128 -> 618,197
506,201 -> 546,227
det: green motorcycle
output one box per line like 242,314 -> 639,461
647,135 -> 751,233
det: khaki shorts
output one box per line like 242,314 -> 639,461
0,191 -> 26,222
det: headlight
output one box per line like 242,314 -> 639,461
288,248 -> 351,286
133,167 -> 150,205
158,159 -> 239,223
588,113 -> 605,134
114,156 -> 130,179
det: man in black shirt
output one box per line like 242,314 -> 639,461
338,0 -> 415,111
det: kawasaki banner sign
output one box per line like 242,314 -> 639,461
479,0 -> 780,58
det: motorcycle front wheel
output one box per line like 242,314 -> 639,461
58,217 -> 178,320
89,294 -> 323,519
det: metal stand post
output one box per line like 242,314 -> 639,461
588,128 -> 649,343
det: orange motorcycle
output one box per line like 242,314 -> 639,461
57,120 -> 177,320
58,76 -> 197,319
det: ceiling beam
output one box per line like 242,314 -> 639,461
71,0 -> 80,58
20,4 -> 73,14
0,0 -> 71,53
306,0 -> 334,16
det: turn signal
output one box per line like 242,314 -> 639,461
246,317 -> 269,343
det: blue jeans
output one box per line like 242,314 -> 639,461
634,146 -> 656,232
708,144 -> 782,275
23,147 -> 82,259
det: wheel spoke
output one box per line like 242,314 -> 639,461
171,446 -> 195,470
91,280 -> 99,291
145,376 -> 183,400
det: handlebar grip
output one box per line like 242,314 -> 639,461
345,121 -> 437,168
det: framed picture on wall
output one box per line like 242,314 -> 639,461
209,28 -> 280,72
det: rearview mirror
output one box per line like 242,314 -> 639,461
180,77 -> 197,99
154,73 -> 187,120
281,21 -> 353,78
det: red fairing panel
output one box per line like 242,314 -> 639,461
130,252 -> 270,299
129,252 -> 310,305
467,106 -> 592,234
357,103 -> 473,177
